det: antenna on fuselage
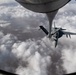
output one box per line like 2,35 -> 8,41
54,21 -> 58,29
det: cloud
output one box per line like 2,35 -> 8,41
12,38 -> 52,75
0,0 -> 15,4
62,48 -> 76,73
0,1 -> 76,75
0,32 -> 18,73
0,32 -> 52,75
0,33 -> 66,75
0,2 -> 47,40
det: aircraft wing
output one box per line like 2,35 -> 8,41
64,32 -> 76,35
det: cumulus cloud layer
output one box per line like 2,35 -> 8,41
0,0 -> 15,4
0,1 -> 76,75
0,32 -> 64,75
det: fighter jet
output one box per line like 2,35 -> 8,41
39,25 -> 76,47
15,0 -> 71,38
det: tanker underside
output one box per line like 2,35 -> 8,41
16,0 -> 71,13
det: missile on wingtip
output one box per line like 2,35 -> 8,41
15,0 -> 71,13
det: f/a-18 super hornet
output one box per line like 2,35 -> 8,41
39,23 -> 76,47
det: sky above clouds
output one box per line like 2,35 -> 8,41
0,0 -> 76,75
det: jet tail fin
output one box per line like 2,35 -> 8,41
39,26 -> 48,35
